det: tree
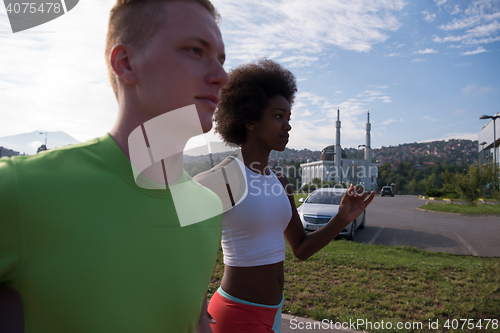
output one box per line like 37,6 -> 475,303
479,164 -> 499,194
454,171 -> 480,205
408,179 -> 417,194
421,173 -> 437,192
311,177 -> 322,187
37,144 -> 47,153
441,169 -> 456,193
288,176 -> 301,191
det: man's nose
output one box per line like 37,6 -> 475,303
207,61 -> 229,89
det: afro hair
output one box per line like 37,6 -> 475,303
214,59 -> 297,146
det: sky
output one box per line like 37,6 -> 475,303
1,0 -> 499,152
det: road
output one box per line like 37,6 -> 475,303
354,195 -> 500,257
280,195 -> 500,333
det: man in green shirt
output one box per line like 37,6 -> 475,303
0,1 -> 229,332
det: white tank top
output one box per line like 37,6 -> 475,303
221,164 -> 293,267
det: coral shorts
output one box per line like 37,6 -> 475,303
208,287 -> 283,333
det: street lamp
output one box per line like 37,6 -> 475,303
39,131 -> 47,147
480,114 -> 499,188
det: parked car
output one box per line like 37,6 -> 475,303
297,188 -> 366,240
381,186 -> 394,197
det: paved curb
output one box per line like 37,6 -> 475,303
414,207 -> 500,217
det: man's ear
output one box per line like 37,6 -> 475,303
110,44 -> 137,85
245,122 -> 255,131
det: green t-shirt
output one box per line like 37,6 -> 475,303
0,134 -> 222,333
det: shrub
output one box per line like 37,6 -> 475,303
493,190 -> 500,203
425,188 -> 444,197
454,172 -> 480,205
443,191 -> 460,199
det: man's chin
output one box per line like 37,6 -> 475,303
196,111 -> 215,133
200,120 -> 213,134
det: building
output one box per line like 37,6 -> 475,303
301,110 -> 378,192
478,112 -> 500,167
0,146 -> 20,158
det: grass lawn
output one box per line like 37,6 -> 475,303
420,202 -> 500,215
209,192 -> 500,332
294,192 -> 309,207
209,242 -> 500,333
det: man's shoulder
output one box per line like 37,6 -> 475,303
33,137 -> 102,157
6,137 -> 100,163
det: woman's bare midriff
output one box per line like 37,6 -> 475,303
220,261 -> 284,306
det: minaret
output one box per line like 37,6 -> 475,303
335,108 -> 342,183
365,111 -> 372,191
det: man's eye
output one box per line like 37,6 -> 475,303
275,114 -> 282,119
192,48 -> 203,56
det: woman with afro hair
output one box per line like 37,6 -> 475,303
206,59 -> 374,333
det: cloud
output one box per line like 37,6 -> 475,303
423,116 -> 439,122
429,132 -> 479,141
433,0 -> 500,48
382,118 -> 403,125
356,90 -> 393,103
422,11 -> 436,22
460,46 -> 488,55
413,48 -> 438,54
450,4 -> 461,15
277,54 -> 319,67
213,0 -> 406,68
462,84 -> 475,93
453,109 -> 468,115
29,141 -> 44,151
411,58 -> 426,62
462,83 -> 494,93
433,0 -> 448,5
388,52 -> 402,57
286,86 -> 392,150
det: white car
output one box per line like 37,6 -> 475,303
297,188 -> 366,240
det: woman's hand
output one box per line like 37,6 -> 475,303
336,185 -> 375,227
194,294 -> 215,333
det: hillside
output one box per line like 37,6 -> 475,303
268,139 -> 479,166
372,139 -> 478,166
181,139 -> 479,179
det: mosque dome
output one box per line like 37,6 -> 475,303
319,145 -> 346,161
319,145 -> 335,161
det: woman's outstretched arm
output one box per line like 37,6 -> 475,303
276,173 -> 374,261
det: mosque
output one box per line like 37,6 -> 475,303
300,110 -> 378,192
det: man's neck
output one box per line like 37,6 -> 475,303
109,117 -> 187,186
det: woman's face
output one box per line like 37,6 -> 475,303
247,95 -> 292,152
